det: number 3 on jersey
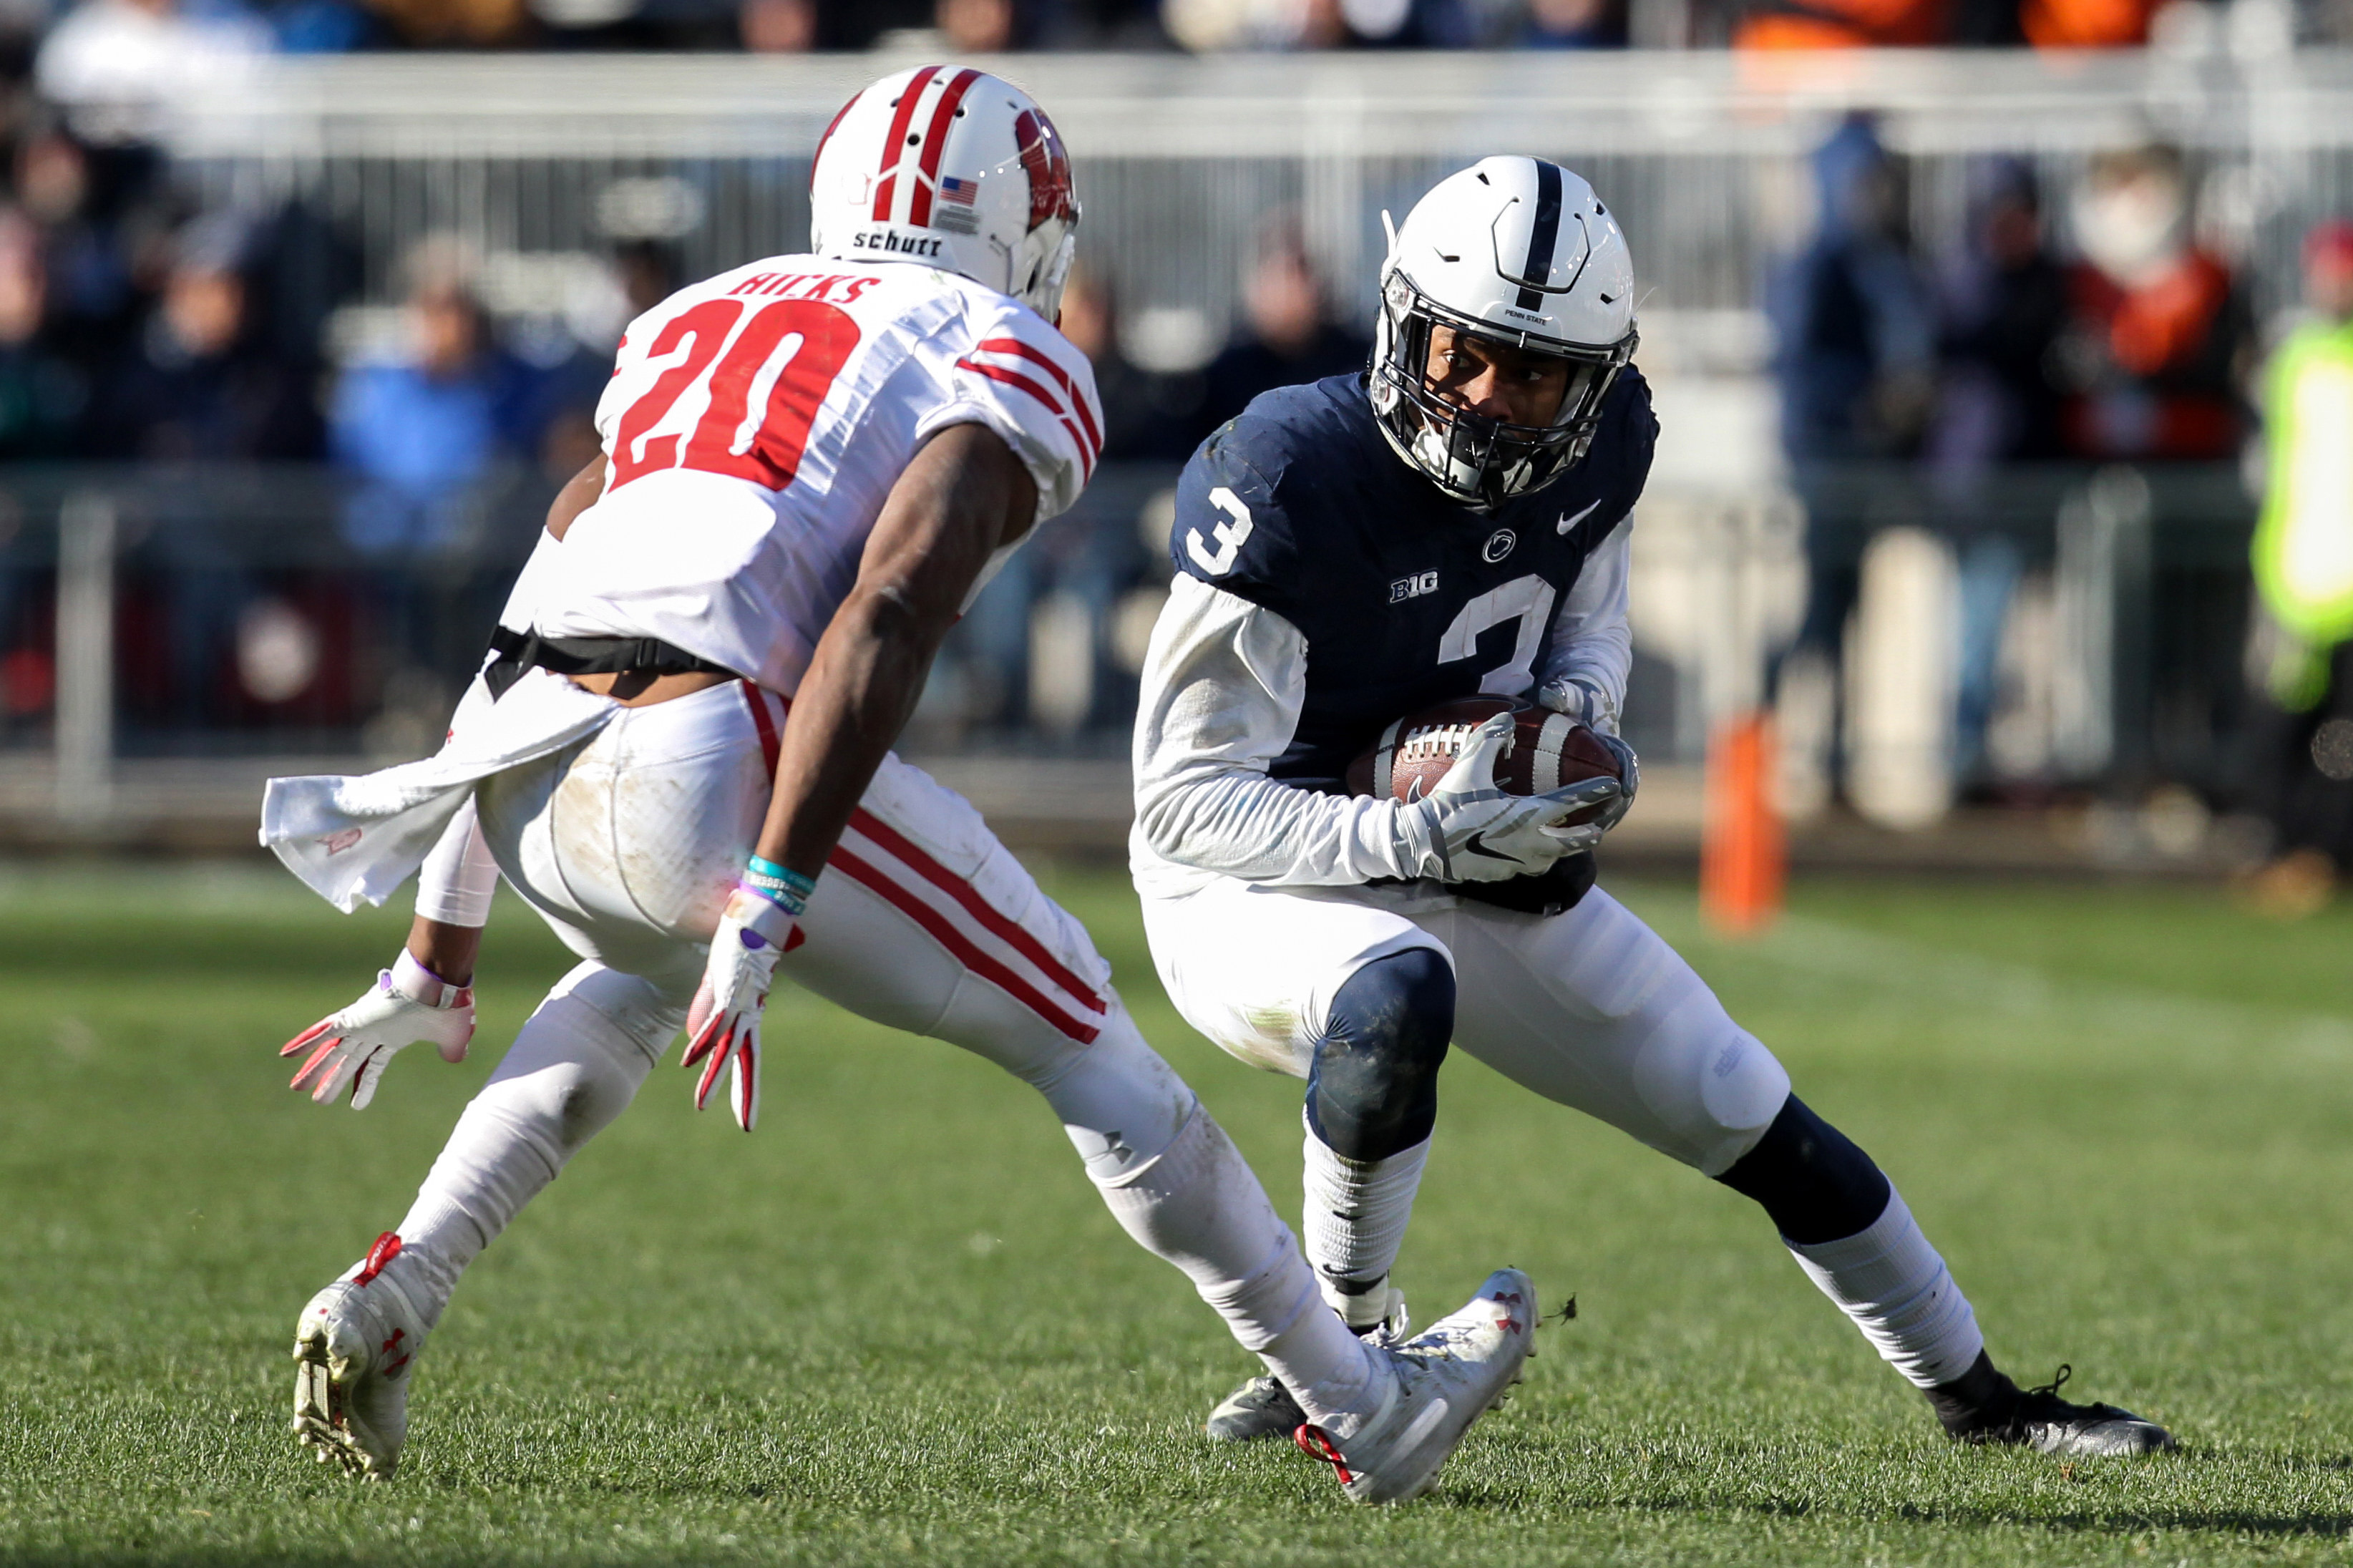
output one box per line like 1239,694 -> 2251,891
609,298 -> 861,492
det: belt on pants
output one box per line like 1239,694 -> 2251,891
482,625 -> 741,700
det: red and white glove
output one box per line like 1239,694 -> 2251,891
681,880 -> 805,1132
281,951 -> 474,1109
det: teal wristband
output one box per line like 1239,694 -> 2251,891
741,857 -> 817,916
746,856 -> 815,894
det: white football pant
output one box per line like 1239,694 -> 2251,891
1143,877 -> 1985,1392
384,679 -> 1383,1421
1144,879 -> 1792,1175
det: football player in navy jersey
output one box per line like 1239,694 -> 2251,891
1130,157 -> 2174,1463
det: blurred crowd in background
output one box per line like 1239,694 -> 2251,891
0,0 -> 2348,72
0,58 -> 1392,754
0,0 -> 2351,900
1772,123 -> 2252,810
1762,115 -> 2353,905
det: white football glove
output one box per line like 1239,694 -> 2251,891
1393,713 -> 1627,883
1532,673 -> 1621,735
1550,729 -> 1640,854
680,887 -> 802,1132
281,951 -> 474,1109
1529,682 -> 1643,853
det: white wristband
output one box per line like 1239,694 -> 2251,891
391,950 -> 473,1011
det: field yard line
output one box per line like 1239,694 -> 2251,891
1732,912 -> 2353,1068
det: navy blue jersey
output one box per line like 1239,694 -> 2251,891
1167,369 -> 1657,794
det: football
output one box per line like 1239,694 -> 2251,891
1343,696 -> 1626,824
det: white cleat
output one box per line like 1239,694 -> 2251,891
1293,1267 -> 1536,1505
291,1232 -> 428,1480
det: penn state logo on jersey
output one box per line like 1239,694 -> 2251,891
1169,369 -> 1656,792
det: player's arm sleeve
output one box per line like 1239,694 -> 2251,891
1533,517 -> 1632,735
918,306 -> 1102,525
1133,574 -> 1416,886
414,797 -> 499,927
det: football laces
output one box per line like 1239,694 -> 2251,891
1400,719 -> 1504,761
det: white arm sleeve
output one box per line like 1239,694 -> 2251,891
1132,574 -> 1415,887
1533,517 -> 1632,736
414,797 -> 500,927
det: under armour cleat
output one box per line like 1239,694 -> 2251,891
1204,1290 -> 1408,1443
1937,1355 -> 2176,1457
1292,1268 -> 1536,1505
291,1232 -> 429,1480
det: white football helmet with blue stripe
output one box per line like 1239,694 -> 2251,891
1370,156 -> 1638,510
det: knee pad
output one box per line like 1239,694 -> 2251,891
1307,947 -> 1456,1161
1715,1094 -> 1893,1245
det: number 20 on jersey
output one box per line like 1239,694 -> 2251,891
610,298 -> 862,493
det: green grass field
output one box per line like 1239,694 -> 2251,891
5,862 -> 2353,1565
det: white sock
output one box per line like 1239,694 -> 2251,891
1301,1114 -> 1429,1330
1787,1186 -> 1985,1389
1091,1104 -> 1392,1432
389,963 -> 681,1327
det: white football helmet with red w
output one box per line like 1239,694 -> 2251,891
809,66 -> 1081,322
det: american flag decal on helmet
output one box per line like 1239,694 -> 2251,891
938,175 -> 978,206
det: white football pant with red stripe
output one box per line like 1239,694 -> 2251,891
375,678 -> 1387,1426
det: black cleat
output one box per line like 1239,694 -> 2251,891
1934,1355 -> 2175,1457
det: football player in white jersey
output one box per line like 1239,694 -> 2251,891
1131,157 -> 2176,1462
259,67 -> 1534,1506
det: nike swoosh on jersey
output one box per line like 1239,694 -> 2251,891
1556,498 -> 1603,535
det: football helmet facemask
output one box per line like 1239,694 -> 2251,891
1370,156 -> 1637,511
809,65 -> 1081,321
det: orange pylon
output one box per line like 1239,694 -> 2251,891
1701,711 -> 1784,936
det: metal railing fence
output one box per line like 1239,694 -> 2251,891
158,49 -> 2353,346
0,52 -> 2318,826
0,460 -> 2257,824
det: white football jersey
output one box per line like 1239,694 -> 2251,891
525,255 -> 1104,694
